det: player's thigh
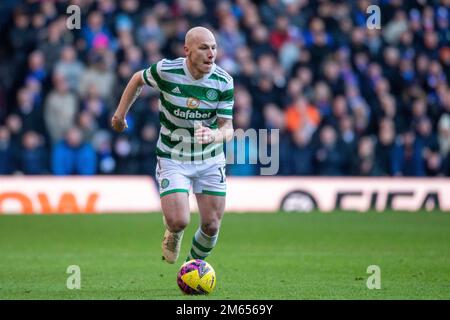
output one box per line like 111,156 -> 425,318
156,158 -> 192,223
161,192 -> 191,226
195,193 -> 226,221
193,158 -> 227,221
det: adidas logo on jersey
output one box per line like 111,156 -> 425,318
174,108 -> 212,119
172,87 -> 181,94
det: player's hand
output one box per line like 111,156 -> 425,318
111,114 -> 128,132
194,126 -> 215,144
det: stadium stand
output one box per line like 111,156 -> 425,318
0,0 -> 449,177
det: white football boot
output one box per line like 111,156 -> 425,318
161,215 -> 184,264
161,229 -> 184,264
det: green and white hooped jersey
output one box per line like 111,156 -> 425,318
141,57 -> 234,162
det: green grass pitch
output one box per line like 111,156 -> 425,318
1,211 -> 450,299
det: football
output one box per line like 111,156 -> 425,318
177,259 -> 216,295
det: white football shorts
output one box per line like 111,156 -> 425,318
155,154 -> 227,198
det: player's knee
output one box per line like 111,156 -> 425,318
201,220 -> 220,237
165,217 -> 189,232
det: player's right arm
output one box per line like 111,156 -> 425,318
111,71 -> 145,132
111,62 -> 162,132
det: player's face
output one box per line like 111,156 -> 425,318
187,38 -> 217,75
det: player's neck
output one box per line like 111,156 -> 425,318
186,59 -> 207,80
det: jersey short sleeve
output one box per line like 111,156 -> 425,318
217,78 -> 234,119
141,62 -> 160,90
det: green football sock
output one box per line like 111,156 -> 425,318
186,228 -> 218,261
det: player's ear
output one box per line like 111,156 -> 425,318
184,45 -> 189,56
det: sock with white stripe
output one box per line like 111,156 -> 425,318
187,228 -> 218,261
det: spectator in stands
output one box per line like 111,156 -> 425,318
92,130 -> 115,175
285,96 -> 321,137
352,136 -> 382,176
217,14 -> 247,60
321,95 -> 348,131
289,129 -> 314,176
24,76 -> 43,111
375,118 -> 398,176
249,25 -> 274,60
415,117 -> 439,155
38,21 -> 65,72
136,12 -> 166,50
377,94 -> 407,134
259,0 -> 285,29
337,115 -> 357,175
9,7 -> 35,69
82,85 -> 109,130
26,50 -> 47,83
313,81 -> 333,117
15,87 -> 46,136
438,114 -> 450,163
424,150 -> 445,176
269,16 -> 291,52
54,46 -> 86,92
0,87 -> 8,124
0,126 -> 14,174
113,134 -> 139,174
77,110 -> 99,143
138,123 -> 158,176
321,59 -> 345,97
44,73 -> 78,143
52,126 -> 97,175
5,115 -> 23,157
78,54 -> 116,105
80,11 -> 113,51
392,130 -> 425,176
19,131 -> 47,175
314,125 -> 344,176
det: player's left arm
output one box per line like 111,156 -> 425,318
195,117 -> 234,144
216,117 -> 234,142
195,76 -> 234,144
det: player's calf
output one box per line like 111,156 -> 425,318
186,227 -> 219,261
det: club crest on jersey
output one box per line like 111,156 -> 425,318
206,89 -> 218,101
186,97 -> 200,109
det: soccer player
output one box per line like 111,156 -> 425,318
111,27 -> 234,264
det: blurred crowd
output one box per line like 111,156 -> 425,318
0,0 -> 449,177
